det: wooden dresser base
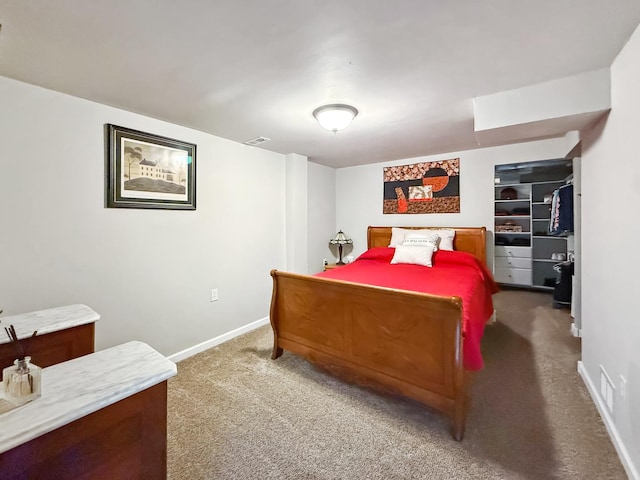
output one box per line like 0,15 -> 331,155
0,323 -> 95,379
0,382 -> 168,480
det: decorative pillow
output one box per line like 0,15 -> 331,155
431,229 -> 456,251
388,227 -> 409,247
390,244 -> 435,267
388,227 -> 456,251
388,227 -> 435,247
402,231 -> 440,248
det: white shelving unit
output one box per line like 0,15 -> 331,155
494,183 -> 532,287
494,160 -> 573,290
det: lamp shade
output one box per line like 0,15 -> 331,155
312,104 -> 358,133
329,230 -> 353,245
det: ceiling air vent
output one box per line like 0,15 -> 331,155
244,136 -> 271,146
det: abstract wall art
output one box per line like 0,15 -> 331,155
383,158 -> 460,214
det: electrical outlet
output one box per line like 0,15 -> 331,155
210,288 -> 218,302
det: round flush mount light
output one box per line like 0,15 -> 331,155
312,104 -> 358,133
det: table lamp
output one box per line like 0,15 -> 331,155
329,230 -> 353,265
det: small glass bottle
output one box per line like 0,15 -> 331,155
2,356 -> 42,405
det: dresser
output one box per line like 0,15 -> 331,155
0,305 -> 99,380
0,341 -> 177,479
494,246 -> 532,286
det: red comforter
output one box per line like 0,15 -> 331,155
317,248 -> 498,370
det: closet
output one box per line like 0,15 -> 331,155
494,158 -> 574,291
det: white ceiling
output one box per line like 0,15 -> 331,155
1,1 -> 639,168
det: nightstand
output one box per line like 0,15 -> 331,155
323,263 -> 345,271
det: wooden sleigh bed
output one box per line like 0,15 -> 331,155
269,226 -> 494,441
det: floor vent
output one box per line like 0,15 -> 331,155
244,136 -> 271,146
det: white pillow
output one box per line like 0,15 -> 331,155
402,231 -> 440,249
388,227 -> 456,251
388,227 -> 435,247
431,229 -> 456,251
388,227 -> 410,247
390,244 -> 435,267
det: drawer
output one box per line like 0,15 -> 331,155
495,256 -> 532,269
495,246 -> 532,258
495,266 -> 532,286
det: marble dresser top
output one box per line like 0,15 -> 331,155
0,304 -> 100,344
0,341 -> 177,454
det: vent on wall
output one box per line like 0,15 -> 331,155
600,366 -> 615,414
244,136 -> 271,146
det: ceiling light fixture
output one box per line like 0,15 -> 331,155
312,104 -> 358,133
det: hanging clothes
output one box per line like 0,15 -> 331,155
549,184 -> 574,235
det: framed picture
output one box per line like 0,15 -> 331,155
383,158 -> 460,214
106,124 -> 196,210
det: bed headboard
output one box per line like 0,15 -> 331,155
367,226 -> 487,265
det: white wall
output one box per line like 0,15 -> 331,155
307,162 -> 336,273
285,153 -> 308,273
580,23 -> 640,479
336,134 -> 579,262
0,76 -> 287,357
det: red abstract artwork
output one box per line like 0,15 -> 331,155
383,158 -> 460,214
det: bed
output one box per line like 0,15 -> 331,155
269,226 -> 497,440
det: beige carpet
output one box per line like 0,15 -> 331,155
167,289 -> 626,479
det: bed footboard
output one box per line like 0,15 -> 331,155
269,269 -> 470,441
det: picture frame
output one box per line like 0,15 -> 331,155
106,124 -> 196,210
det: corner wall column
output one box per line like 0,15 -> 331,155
285,153 -> 308,273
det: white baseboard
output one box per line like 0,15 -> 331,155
577,361 -> 639,480
168,316 -> 270,363
571,322 -> 581,337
